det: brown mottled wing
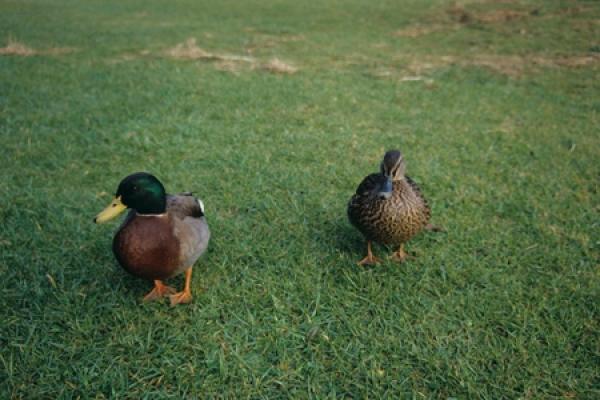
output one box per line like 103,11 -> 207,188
354,173 -> 385,196
348,173 -> 384,235
405,175 -> 431,222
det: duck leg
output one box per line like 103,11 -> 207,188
391,244 -> 409,263
169,268 -> 193,306
143,280 -> 176,302
358,241 -> 382,266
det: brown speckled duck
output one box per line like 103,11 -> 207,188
94,172 -> 210,305
347,150 -> 430,265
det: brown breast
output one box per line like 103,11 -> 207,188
348,177 -> 430,246
377,183 -> 429,244
112,214 -> 182,280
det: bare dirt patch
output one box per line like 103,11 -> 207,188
0,38 -> 76,56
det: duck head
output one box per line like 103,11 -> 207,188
377,150 -> 405,200
94,172 -> 166,223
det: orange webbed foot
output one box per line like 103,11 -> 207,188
357,240 -> 382,266
168,267 -> 194,306
358,254 -> 382,266
143,280 -> 176,302
390,245 -> 410,263
169,291 -> 193,306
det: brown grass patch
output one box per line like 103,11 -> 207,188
447,5 -> 474,24
394,4 -> 532,38
467,54 -> 599,76
371,69 -> 394,78
214,60 -> 248,75
261,58 -> 298,74
375,53 -> 599,80
555,5 -> 595,17
0,39 -> 36,56
393,24 -> 452,38
402,55 -> 456,74
165,37 -> 254,63
448,54 -> 599,77
498,117 -> 516,135
447,5 -> 532,25
0,38 -> 76,57
477,9 -> 529,23
44,47 -> 76,55
243,32 -> 305,55
468,55 -> 527,77
166,37 -> 299,75
106,50 -> 151,65
549,55 -> 600,68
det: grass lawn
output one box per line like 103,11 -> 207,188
1,0 -> 598,398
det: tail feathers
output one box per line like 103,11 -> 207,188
196,198 -> 205,215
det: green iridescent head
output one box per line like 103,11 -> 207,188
94,172 -> 166,223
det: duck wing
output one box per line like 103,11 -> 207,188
167,193 -> 205,219
404,175 -> 431,221
167,193 -> 210,270
354,173 -> 386,196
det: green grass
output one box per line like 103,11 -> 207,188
1,0 -> 599,398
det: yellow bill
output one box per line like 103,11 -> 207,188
94,196 -> 127,223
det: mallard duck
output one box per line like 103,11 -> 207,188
347,150 -> 430,265
94,172 -> 210,305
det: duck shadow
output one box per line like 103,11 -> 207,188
316,214 -> 445,277
105,265 -> 186,303
313,218 -> 385,273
